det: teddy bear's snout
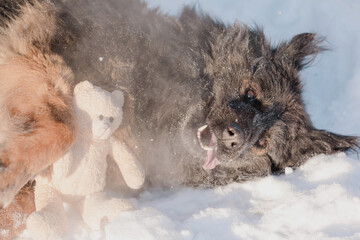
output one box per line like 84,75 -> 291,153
103,121 -> 111,128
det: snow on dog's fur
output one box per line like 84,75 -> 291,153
0,0 -> 76,208
0,181 -> 35,240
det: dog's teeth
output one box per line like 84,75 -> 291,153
197,125 -> 214,150
203,146 -> 214,151
198,125 -> 208,132
197,134 -> 206,150
197,139 -> 214,151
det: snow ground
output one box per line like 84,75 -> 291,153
17,0 -> 360,239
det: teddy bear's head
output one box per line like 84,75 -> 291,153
74,81 -> 124,140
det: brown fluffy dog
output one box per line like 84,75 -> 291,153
0,0 -> 76,210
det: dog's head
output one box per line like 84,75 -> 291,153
198,25 -> 358,171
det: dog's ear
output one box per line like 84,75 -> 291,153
304,129 -> 358,153
276,33 -> 324,71
287,129 -> 358,166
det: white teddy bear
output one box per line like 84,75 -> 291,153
27,81 -> 145,240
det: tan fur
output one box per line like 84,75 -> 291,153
0,1 -> 76,208
0,182 -> 35,240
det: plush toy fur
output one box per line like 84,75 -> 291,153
27,81 -> 145,240
0,0 -> 76,208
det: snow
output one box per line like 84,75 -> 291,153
16,0 -> 360,239
106,153 -> 360,240
284,167 -> 293,175
105,153 -> 360,240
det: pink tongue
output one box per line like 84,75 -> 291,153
202,134 -> 220,170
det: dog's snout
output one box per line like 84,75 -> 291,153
229,122 -> 242,133
222,123 -> 243,149
228,99 -> 241,111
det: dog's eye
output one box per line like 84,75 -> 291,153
245,89 -> 256,102
99,115 -> 104,120
109,117 -> 114,123
257,137 -> 267,148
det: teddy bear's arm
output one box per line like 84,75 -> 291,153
52,150 -> 74,178
110,138 -> 145,189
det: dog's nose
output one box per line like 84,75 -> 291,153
222,123 -> 243,149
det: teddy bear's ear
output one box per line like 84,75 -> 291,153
74,81 -> 94,95
111,90 -> 124,107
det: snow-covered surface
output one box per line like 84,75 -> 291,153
19,153 -> 360,240
17,0 -> 360,239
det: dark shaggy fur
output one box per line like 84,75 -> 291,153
48,0 -> 359,188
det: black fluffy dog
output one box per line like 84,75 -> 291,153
49,0 -> 359,187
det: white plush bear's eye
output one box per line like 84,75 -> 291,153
99,115 -> 104,120
109,117 -> 114,123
